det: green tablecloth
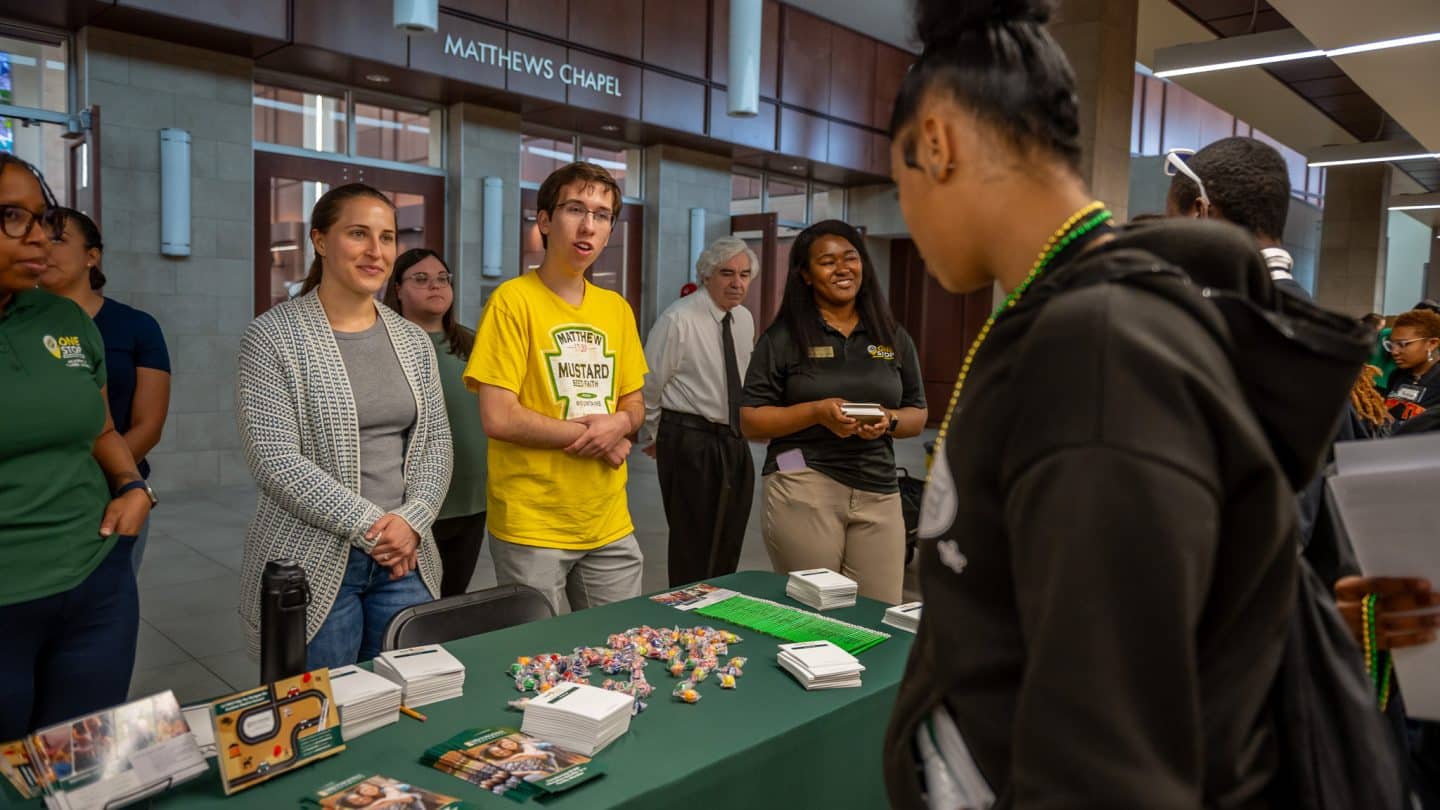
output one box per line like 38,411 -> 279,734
17,571 -> 912,808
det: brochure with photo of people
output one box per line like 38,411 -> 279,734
422,728 -> 602,802
24,690 -> 208,810
648,582 -> 738,611
302,773 -> 471,809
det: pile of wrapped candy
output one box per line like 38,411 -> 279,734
506,626 -> 747,712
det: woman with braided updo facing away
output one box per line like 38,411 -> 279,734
880,0 -> 1356,806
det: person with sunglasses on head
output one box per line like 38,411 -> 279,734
1165,136 -> 1309,300
38,207 -> 171,577
1383,308 -> 1440,423
0,156 -> 152,739
236,183 -> 453,670
384,248 -> 488,597
465,162 -> 647,614
878,0 -> 1366,805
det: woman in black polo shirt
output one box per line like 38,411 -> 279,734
0,155 -> 152,739
739,219 -> 927,604
1384,308 -> 1440,423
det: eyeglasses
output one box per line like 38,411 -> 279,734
554,202 -> 614,229
0,204 -> 64,240
1164,148 -> 1211,208
404,272 -> 452,287
1384,337 -> 1430,352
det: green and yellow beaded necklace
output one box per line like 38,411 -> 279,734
1361,593 -> 1395,711
929,201 -> 1114,469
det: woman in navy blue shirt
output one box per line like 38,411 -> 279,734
41,208 -> 171,575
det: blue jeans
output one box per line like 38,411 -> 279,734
306,547 -> 433,670
0,540 -> 139,739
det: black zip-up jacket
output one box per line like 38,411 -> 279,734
885,221 -> 1317,809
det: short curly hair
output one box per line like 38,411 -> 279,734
1168,136 -> 1291,241
1393,308 -> 1440,338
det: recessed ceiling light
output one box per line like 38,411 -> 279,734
600,124 -> 619,132
364,73 -> 391,83
790,164 -> 802,171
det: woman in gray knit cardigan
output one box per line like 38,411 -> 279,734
236,184 -> 453,669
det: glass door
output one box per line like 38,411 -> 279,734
254,151 -> 444,315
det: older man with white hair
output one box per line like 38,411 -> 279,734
641,236 -> 759,586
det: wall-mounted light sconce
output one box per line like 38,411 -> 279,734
689,208 -> 706,283
482,177 -> 503,278
160,128 -> 190,257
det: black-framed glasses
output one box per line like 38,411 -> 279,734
1384,337 -> 1430,352
0,204 -> 63,240
555,201 -> 614,229
404,272 -> 452,287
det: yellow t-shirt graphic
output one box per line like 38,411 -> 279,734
464,272 -> 648,549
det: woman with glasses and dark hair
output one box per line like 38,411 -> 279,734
39,207 -> 171,576
739,219 -> 927,604
1383,308 -> 1440,423
384,248 -> 487,597
0,156 -> 152,738
236,183 -> 452,670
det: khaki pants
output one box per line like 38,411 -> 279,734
489,533 -> 644,614
761,468 -> 905,604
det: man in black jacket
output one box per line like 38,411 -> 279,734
1166,136 -> 1310,300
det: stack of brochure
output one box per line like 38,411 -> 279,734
786,569 -> 858,610
329,665 -> 404,740
778,641 -> 865,690
521,684 -> 633,756
883,602 -> 923,633
374,645 -> 466,708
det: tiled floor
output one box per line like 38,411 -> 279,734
128,432 -> 935,704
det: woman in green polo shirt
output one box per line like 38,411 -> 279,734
385,248 -> 488,597
0,155 -> 153,739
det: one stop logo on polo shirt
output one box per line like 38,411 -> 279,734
867,344 -> 895,361
43,334 -> 91,369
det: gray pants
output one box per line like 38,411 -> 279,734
488,533 -> 645,614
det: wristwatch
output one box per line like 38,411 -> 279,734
114,479 -> 159,508
888,414 -> 900,434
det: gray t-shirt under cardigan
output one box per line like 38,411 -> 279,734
333,318 -> 417,513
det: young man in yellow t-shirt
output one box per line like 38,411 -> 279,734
464,162 -> 647,612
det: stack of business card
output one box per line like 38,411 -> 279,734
521,683 -> 633,756
882,602 -> 923,634
786,569 -> 858,610
374,644 -> 466,708
777,641 -> 865,690
329,665 -> 404,740
839,402 -> 888,424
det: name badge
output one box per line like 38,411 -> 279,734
808,346 -> 835,359
1394,384 -> 1426,403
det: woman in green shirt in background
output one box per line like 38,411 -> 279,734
387,248 -> 488,596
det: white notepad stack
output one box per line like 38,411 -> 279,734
521,683 -> 634,756
883,602 -> 923,634
786,568 -> 858,610
373,644 -> 466,708
778,641 -> 866,689
329,664 -> 404,740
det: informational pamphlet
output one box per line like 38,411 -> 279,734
648,583 -> 738,612
302,772 -> 472,809
212,668 -> 345,796
422,728 -> 603,802
24,691 -> 207,810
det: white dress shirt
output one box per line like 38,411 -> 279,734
640,289 -> 755,446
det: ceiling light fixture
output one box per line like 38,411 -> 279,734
1154,28 -> 1440,80
600,124 -> 619,132
1312,153 -> 1440,168
1306,139 -> 1440,168
1390,204 -> 1440,211
364,73 -> 391,83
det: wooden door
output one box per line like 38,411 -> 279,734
731,212 -> 781,337
889,239 -> 990,426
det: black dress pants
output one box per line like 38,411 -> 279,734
657,409 -> 755,587
431,511 -> 487,597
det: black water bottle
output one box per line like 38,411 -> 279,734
259,559 -> 309,685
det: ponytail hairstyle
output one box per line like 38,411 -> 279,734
384,247 -> 475,360
299,183 -> 396,296
889,0 -> 1080,173
54,207 -> 105,290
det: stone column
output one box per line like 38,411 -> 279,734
640,145 -> 733,335
446,103 -> 522,329
1316,164 -> 1390,315
1050,0 -> 1139,222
